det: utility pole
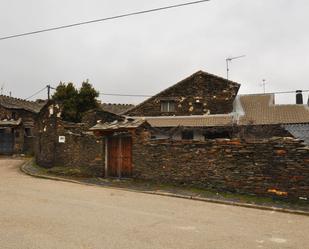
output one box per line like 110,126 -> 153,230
226,55 -> 246,80
47,85 -> 51,100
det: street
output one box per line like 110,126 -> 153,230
0,159 -> 308,249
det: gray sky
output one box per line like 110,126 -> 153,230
0,0 -> 308,104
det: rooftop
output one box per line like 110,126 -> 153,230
90,118 -> 146,131
237,94 -> 309,125
101,103 -> 135,115
139,115 -> 234,128
0,95 -> 47,113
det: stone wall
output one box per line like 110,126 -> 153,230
36,129 -> 104,176
35,103 -> 105,176
126,71 -> 240,116
132,134 -> 309,199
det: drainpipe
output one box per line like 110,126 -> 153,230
105,137 -> 108,178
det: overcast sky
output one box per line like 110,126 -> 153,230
0,0 -> 308,104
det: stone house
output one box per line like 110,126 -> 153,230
35,102 -> 123,174
0,95 -> 47,155
91,71 -> 309,199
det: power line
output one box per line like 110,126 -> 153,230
246,89 -> 309,96
0,0 -> 210,41
27,85 -> 309,100
100,89 -> 309,98
100,93 -> 152,97
25,86 -> 47,100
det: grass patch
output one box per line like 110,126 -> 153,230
29,162 -> 309,211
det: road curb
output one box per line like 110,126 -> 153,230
20,160 -> 309,217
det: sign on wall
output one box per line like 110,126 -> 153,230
58,136 -> 66,143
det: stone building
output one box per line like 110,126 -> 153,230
0,95 -> 47,154
125,71 -> 240,116
35,102 -> 123,173
91,70 -> 309,199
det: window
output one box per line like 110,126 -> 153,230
204,131 -> 230,140
182,130 -> 194,140
25,128 -> 33,137
12,112 -> 16,119
161,101 -> 175,113
194,102 -> 204,112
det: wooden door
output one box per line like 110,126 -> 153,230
108,136 -> 132,178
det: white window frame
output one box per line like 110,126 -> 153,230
161,101 -> 175,113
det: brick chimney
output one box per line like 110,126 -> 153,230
296,90 -> 303,104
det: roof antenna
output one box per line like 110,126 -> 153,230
260,79 -> 267,94
226,55 -> 246,80
0,84 -> 4,95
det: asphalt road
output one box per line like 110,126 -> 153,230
0,159 -> 308,249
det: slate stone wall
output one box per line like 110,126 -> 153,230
35,104 -> 105,176
132,134 -> 309,199
126,71 -> 240,116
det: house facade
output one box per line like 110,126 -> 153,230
0,95 -> 47,155
91,71 -> 309,199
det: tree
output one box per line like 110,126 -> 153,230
52,81 -> 99,122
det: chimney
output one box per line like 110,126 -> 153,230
296,90 -> 303,104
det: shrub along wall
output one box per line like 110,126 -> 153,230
132,136 -> 309,199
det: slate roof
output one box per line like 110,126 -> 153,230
101,103 -> 135,115
284,124 -> 309,145
90,118 -> 146,131
0,95 -> 47,113
0,118 -> 22,127
238,94 -> 309,125
142,115 -> 234,127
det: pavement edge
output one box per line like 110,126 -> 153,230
20,159 -> 309,217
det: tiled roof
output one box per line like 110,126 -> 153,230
140,115 -> 234,127
238,94 -> 309,125
90,118 -> 146,131
0,95 -> 47,113
101,103 -> 135,115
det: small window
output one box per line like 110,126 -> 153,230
204,131 -> 230,140
182,130 -> 194,140
12,112 -> 17,119
194,102 -> 203,112
25,128 -> 33,137
161,101 -> 175,113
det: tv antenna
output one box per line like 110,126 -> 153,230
0,84 -> 4,95
226,55 -> 246,80
260,79 -> 267,94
